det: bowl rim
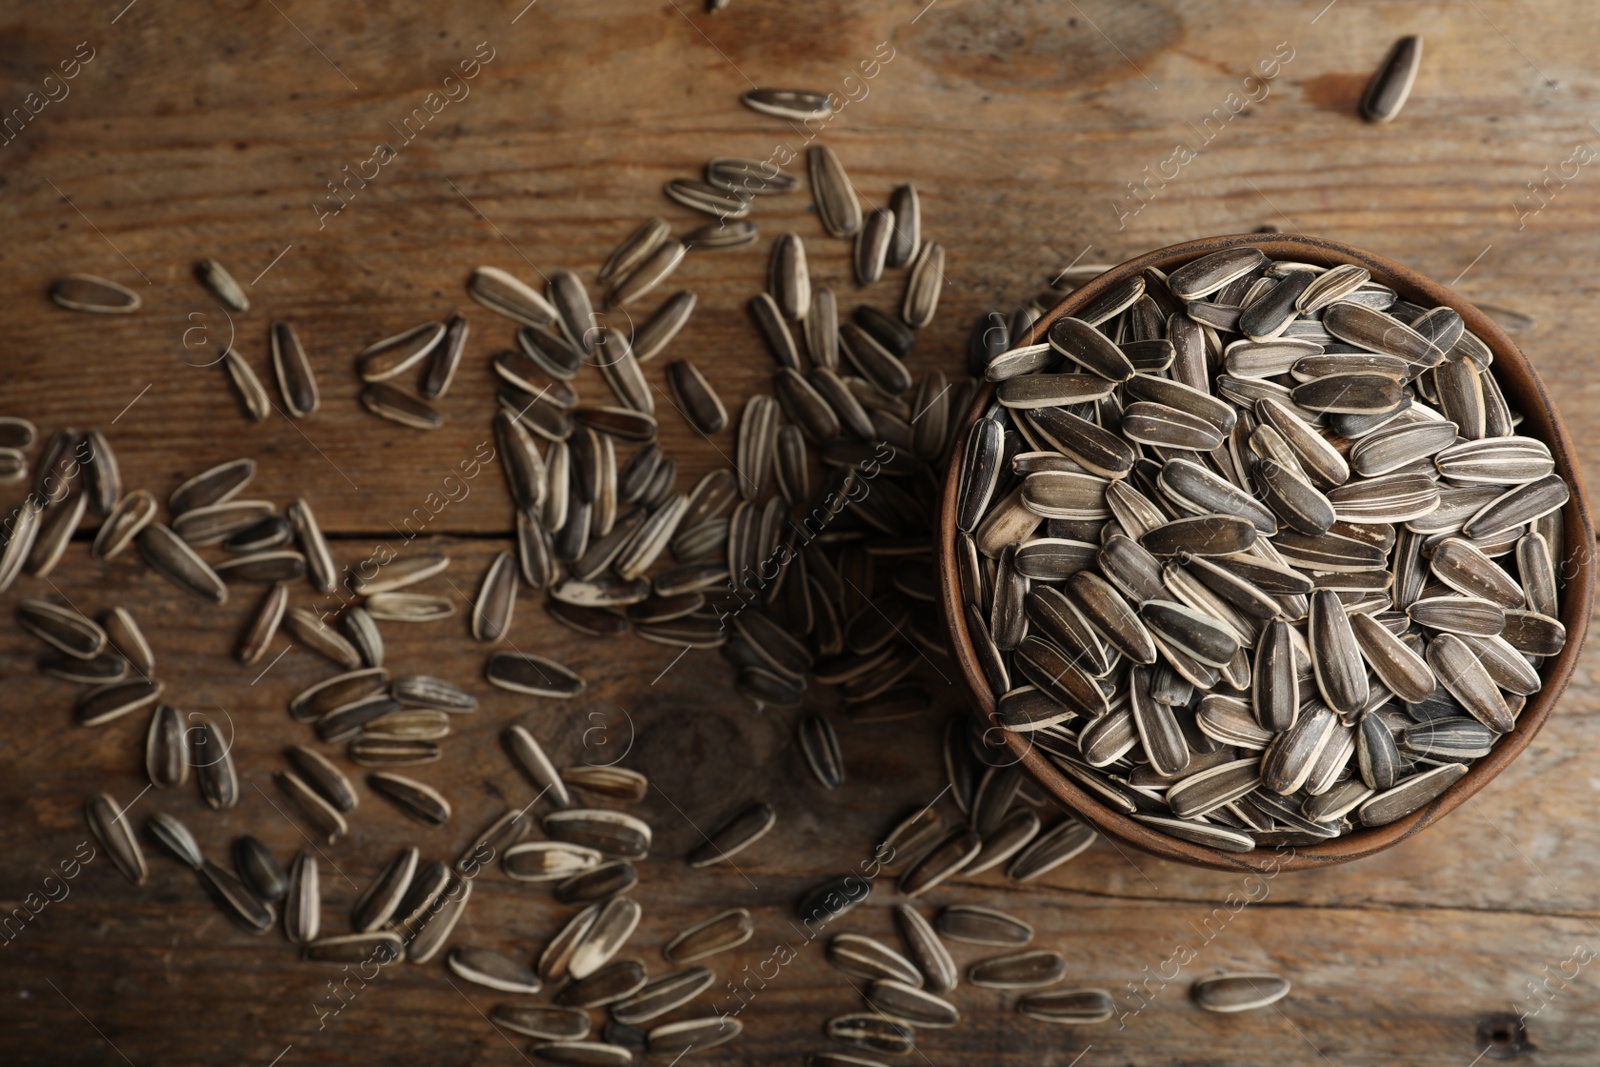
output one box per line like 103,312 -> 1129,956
937,232 -> 1596,873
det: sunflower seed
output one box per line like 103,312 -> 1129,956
1015,988 -> 1116,1025
879,907 -> 958,1000
361,709 -> 450,742
196,858 -> 274,933
274,771 -> 348,843
271,852 -> 317,945
0,418 -> 32,452
212,349 -> 272,423
71,675 -> 162,728
599,219 -> 670,286
1130,665 -> 1191,776
18,598 -> 106,659
1499,609 -> 1565,657
1006,818 -> 1096,881
360,383 -> 442,430
1408,595 -> 1506,637
1323,302 -> 1443,372
566,896 -> 642,980
144,812 -> 203,869
486,652 -> 586,697
968,950 -> 1067,990
488,1006 -> 592,1046
1168,248 -> 1267,300
1426,633 -> 1514,732
86,793 -> 145,884
186,715 -> 237,809
213,549 -> 306,584
610,239 -> 687,306
20,490 -> 81,578
263,321 -> 318,416
84,491 -> 146,561
1400,717 -> 1497,759
667,360 -> 728,435
172,500 -> 275,547
596,332 -> 652,415
855,209 -> 893,286
630,290 -> 697,364
553,861 -> 637,906
1463,475 -> 1570,540
767,231 -> 811,320
706,157 -> 796,195
467,549 -> 517,643
867,181 -> 920,266
656,908 -> 751,967
446,947 -> 542,997
368,772 -> 451,825
350,847 -> 418,932
400,871 -> 468,963
286,670 -> 386,725
563,765 -> 648,803
1359,761 -> 1467,826
1192,973 -> 1292,1013
1307,590 -> 1369,716
554,959 -> 647,1009
356,321 -> 443,383
743,85 -> 832,119
542,809 -> 650,862
648,1016 -> 742,1055
53,273 -> 140,313
42,648 -> 126,685
808,145 -> 862,237
936,904 -> 1032,946
825,1014 -> 914,1056
786,708 -> 847,792
464,264 -> 553,323
285,608 -> 362,668
1349,611 -> 1436,704
864,980 -> 959,1028
1361,34 -> 1422,122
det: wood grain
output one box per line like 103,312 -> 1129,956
4,1 -> 1600,1064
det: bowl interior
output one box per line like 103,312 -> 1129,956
937,233 -> 1595,873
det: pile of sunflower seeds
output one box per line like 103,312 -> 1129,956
18,66 -> 1513,1059
957,244 -> 1572,853
17,97 -> 990,1057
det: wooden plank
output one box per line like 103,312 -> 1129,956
4,1 -> 1600,1064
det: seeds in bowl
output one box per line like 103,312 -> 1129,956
958,245 -> 1574,851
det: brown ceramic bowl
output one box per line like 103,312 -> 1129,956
938,233 -> 1594,872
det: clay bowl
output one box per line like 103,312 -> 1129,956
937,233 -> 1594,872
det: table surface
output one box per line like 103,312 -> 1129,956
4,1 -> 1600,1064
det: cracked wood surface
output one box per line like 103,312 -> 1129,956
3,1 -> 1600,1064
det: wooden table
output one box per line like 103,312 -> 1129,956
4,1 -> 1599,1063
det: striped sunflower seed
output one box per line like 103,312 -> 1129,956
469,265 -> 557,324
743,87 -> 832,121
145,812 -> 203,869
664,908 -> 753,964
1192,973 -> 1292,1013
968,950 -> 1068,990
86,793 -> 146,884
368,771 -> 451,825
808,145 -> 862,237
269,322 -> 319,416
863,980 -> 959,1028
448,947 -> 542,996
1361,35 -> 1422,122
825,1014 -> 914,1056
53,274 -> 140,313
1017,988 -> 1116,1025
667,360 -> 728,434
